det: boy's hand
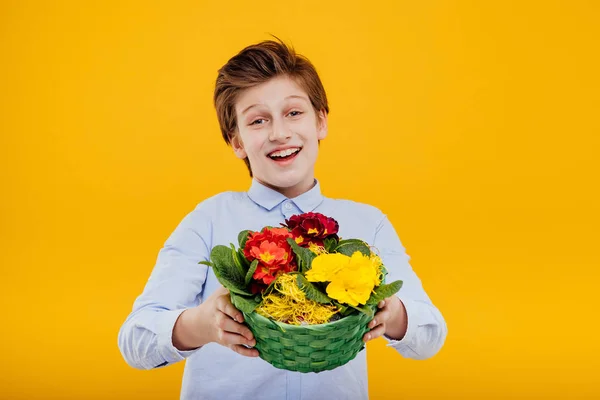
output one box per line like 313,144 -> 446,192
363,296 -> 408,343
207,287 -> 259,357
172,286 -> 258,357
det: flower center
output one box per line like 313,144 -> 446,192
260,252 -> 275,263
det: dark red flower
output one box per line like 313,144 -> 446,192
282,212 -> 339,247
250,282 -> 267,295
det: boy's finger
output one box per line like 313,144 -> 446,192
363,324 -> 386,342
230,344 -> 259,358
217,298 -> 244,323
368,317 -> 380,329
369,308 -> 390,329
217,316 -> 255,341
219,331 -> 256,348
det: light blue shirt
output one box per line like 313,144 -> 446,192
118,179 -> 447,400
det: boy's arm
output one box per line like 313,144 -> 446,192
117,207 -> 210,370
373,214 -> 448,360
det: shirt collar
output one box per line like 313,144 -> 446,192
247,178 -> 324,213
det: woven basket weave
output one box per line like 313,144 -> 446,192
243,306 -> 375,373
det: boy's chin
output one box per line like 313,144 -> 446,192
259,173 -> 311,191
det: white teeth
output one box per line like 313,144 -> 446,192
269,148 -> 300,158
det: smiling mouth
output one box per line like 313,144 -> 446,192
268,147 -> 302,161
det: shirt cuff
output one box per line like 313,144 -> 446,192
382,297 -> 419,357
154,309 -> 200,368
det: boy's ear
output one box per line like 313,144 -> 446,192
317,109 -> 328,140
231,133 -> 247,159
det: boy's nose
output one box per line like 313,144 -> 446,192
269,120 -> 292,142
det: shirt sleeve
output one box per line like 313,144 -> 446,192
117,206 -> 211,370
373,214 -> 447,360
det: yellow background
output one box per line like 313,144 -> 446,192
1,1 -> 599,399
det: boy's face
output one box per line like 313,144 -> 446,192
232,75 -> 328,198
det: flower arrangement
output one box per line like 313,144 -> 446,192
199,212 -> 403,373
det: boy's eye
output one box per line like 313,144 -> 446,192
250,119 -> 266,125
288,111 -> 303,117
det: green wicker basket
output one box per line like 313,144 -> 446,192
243,306 -> 376,373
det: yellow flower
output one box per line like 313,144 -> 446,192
306,251 -> 382,307
306,253 -> 350,282
346,251 -> 381,286
324,252 -> 378,305
326,267 -> 374,306
370,253 -> 383,286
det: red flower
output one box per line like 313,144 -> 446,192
253,263 -> 279,284
282,212 -> 339,247
242,227 -> 297,286
249,241 -> 289,268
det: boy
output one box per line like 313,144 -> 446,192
118,39 -> 447,399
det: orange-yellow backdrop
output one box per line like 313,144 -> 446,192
1,1 -> 599,399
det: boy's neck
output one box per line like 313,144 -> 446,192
256,177 -> 316,199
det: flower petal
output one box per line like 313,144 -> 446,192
306,253 -> 349,282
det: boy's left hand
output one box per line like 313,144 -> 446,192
363,296 -> 408,342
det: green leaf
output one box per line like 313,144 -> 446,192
367,280 -> 403,306
296,274 -> 331,304
212,266 -> 253,296
287,238 -> 316,273
210,245 -> 246,292
245,259 -> 259,286
237,248 -> 250,269
214,274 -> 253,296
338,305 -> 351,317
332,301 -> 355,317
334,239 -> 370,257
238,230 -> 251,249
198,260 -> 213,267
230,292 -> 260,314
349,303 -> 375,317
230,244 -> 247,275
323,237 -> 338,253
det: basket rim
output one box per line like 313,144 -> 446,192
243,305 -> 374,331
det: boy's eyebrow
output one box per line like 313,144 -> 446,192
285,95 -> 309,102
241,95 -> 309,115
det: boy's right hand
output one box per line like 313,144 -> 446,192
172,286 -> 258,357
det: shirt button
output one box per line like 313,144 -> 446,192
284,202 -> 293,210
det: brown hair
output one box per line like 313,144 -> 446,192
213,38 -> 329,176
